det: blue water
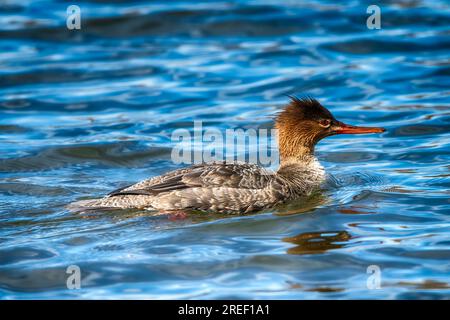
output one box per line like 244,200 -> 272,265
0,0 -> 449,299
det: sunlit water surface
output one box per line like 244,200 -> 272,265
0,0 -> 449,299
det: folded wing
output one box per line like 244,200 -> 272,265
108,162 -> 274,197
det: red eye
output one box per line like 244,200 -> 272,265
319,119 -> 331,128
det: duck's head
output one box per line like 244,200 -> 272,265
275,97 -> 385,162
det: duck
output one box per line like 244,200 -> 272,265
69,97 -> 384,214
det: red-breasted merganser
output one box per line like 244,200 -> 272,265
70,97 -> 384,214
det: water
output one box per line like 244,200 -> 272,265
0,0 -> 449,299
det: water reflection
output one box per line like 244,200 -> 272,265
274,192 -> 328,216
283,231 -> 351,255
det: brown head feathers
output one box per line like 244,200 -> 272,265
275,97 -> 336,162
277,96 -> 335,123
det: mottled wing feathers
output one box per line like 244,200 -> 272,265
107,184 -> 133,196
108,174 -> 196,196
108,162 -> 274,198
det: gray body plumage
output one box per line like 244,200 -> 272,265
70,159 -> 325,214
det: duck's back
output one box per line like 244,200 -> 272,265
69,162 -> 280,213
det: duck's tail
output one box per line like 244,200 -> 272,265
67,195 -> 152,212
66,198 -> 114,212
